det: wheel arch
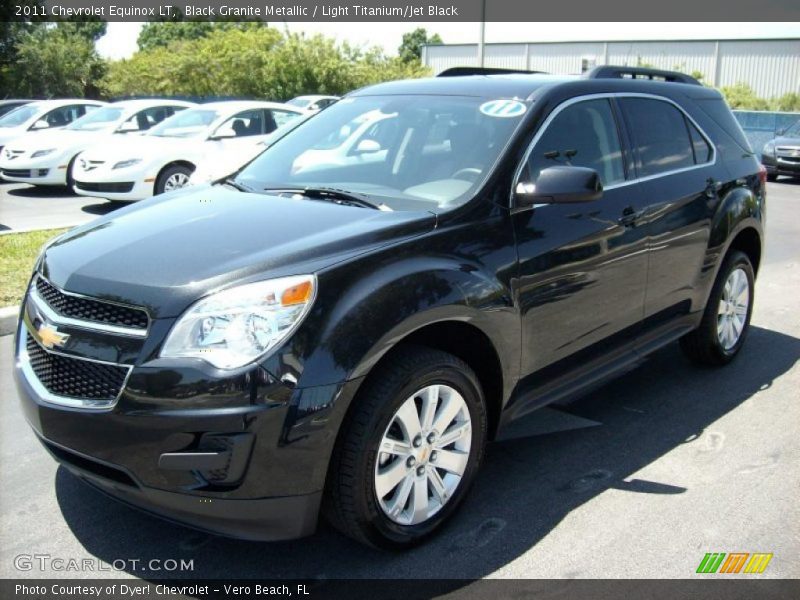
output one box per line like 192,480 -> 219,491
154,160 -> 196,193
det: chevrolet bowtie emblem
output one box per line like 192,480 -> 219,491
37,323 -> 69,349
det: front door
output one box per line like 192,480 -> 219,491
512,97 -> 649,394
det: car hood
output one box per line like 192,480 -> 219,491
40,186 -> 436,318
4,129 -> 99,152
0,125 -> 30,147
773,136 -> 800,148
81,135 -> 200,162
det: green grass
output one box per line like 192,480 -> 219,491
0,229 -> 68,307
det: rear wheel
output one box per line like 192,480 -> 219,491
155,164 -> 193,195
324,345 -> 487,549
766,173 -> 778,182
680,250 -> 754,365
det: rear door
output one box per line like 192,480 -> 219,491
618,96 -> 718,340
513,96 -> 649,386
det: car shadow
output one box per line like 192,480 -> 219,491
55,325 -> 800,582
7,185 -> 75,198
81,201 -> 128,216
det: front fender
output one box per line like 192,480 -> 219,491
267,253 -> 519,393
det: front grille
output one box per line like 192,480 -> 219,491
35,277 -> 149,330
26,334 -> 128,401
74,181 -> 134,193
2,168 -> 33,178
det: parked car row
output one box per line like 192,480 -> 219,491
0,95 -> 339,200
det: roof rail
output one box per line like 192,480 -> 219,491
437,67 -> 548,77
585,65 -> 701,86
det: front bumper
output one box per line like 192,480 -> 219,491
0,161 -> 65,185
761,153 -> 800,177
72,165 -> 154,200
13,294 -> 359,540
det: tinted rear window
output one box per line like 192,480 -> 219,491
621,98 -> 694,177
694,98 -> 753,153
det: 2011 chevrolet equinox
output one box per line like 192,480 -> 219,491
15,66 -> 765,549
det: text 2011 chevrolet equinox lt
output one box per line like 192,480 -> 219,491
15,67 -> 765,549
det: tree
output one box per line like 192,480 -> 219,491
137,21 -> 266,51
8,26 -> 106,98
398,28 -> 442,63
720,83 -> 770,111
104,28 -> 431,100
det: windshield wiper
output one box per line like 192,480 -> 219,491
222,177 -> 255,192
262,186 -> 392,211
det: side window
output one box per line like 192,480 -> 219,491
216,110 -> 263,138
525,98 -> 625,186
268,109 -> 299,131
621,98 -> 695,177
687,119 -> 712,164
125,106 -> 173,131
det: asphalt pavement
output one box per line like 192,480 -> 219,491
0,180 -> 798,581
0,181 -> 119,233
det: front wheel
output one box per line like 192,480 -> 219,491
155,164 -> 193,195
680,250 -> 755,365
324,345 -> 487,549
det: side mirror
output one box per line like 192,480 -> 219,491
515,166 -> 603,206
354,139 -> 381,154
30,120 -> 50,131
210,126 -> 236,140
117,121 -> 139,133
776,128 -> 786,136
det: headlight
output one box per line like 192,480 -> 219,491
763,140 -> 775,156
31,148 -> 56,158
113,158 -> 142,170
160,275 -> 316,369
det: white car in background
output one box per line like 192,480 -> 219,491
291,109 -> 395,174
0,99 -> 105,155
0,99 -> 34,119
188,112 -> 314,186
0,99 -> 194,187
286,95 -> 339,112
72,101 -> 304,201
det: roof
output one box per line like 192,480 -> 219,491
194,100 -> 304,113
350,73 -> 721,101
108,98 -> 196,109
352,74 -> 574,100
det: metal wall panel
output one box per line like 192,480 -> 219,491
718,40 -> 800,98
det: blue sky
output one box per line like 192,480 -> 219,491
97,22 -> 800,59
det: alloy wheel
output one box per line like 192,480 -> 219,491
374,384 -> 472,526
717,267 -> 750,350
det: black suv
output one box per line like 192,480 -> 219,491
761,118 -> 800,181
15,66 -> 765,549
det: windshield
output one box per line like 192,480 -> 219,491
0,104 -> 40,128
286,98 -> 312,108
67,107 -> 124,131
784,120 -> 800,138
148,108 -> 219,138
237,95 -> 527,211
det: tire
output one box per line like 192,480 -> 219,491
65,155 -> 78,191
324,345 -> 487,549
155,164 -> 193,195
680,250 -> 755,366
766,173 -> 778,182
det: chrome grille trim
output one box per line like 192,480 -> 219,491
16,325 -> 132,410
29,276 -> 148,338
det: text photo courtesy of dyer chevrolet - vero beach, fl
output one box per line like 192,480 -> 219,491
0,2 -> 799,600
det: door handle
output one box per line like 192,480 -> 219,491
618,206 -> 643,227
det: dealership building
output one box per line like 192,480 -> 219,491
422,38 -> 800,98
